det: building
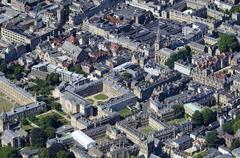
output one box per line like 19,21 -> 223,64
98,93 -> 137,112
60,90 -> 92,116
149,98 -> 176,121
21,148 -> 39,158
184,102 -> 203,117
155,48 -> 176,65
174,60 -> 193,76
1,129 -> 28,148
71,130 -> 96,150
30,62 -> 86,83
0,102 -> 47,131
0,73 -> 35,105
172,135 -> 193,150
169,10 -> 220,29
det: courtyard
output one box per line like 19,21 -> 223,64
86,93 -> 109,106
139,126 -> 156,134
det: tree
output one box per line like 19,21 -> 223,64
39,148 -> 50,158
48,143 -> 66,158
217,33 -> 239,52
173,105 -> 185,118
56,150 -> 75,158
0,146 -> 20,158
39,115 -> 62,129
226,5 -> 240,16
45,127 -> 56,139
69,64 -> 87,76
30,128 -> 47,147
206,131 -> 218,148
51,102 -> 62,111
0,62 -> 7,73
165,47 -> 191,69
223,121 -> 234,134
233,119 -> 240,133
122,72 -> 133,79
47,73 -> 60,86
192,111 -> 204,127
202,108 -> 216,126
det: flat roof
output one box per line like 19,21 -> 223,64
184,102 -> 202,112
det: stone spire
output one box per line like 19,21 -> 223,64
155,23 -> 161,52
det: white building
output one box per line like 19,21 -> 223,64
71,130 -> 96,150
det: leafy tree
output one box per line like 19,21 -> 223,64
22,118 -> 29,125
56,150 -> 75,158
39,115 -> 62,129
165,47 -> 191,69
51,102 -> 62,112
0,146 -> 20,158
173,105 -> 185,118
206,131 -> 218,148
45,127 -> 56,139
39,148 -> 50,158
69,64 -> 86,76
47,73 -> 60,86
217,33 -> 239,52
222,121 -> 234,134
30,79 -> 54,96
202,108 -> 217,126
233,119 -> 240,133
30,128 -> 47,147
192,111 -> 204,127
48,143 -> 66,158
226,5 -> 240,16
0,62 -> 7,73
122,72 -> 133,79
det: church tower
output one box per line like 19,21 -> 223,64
155,24 -> 161,64
155,24 -> 161,53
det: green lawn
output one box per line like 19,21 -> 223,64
119,108 -> 132,118
94,93 -> 109,100
140,126 -> 156,134
22,124 -> 34,132
0,95 -> 20,113
36,111 -> 69,126
87,98 -> 94,104
193,150 -> 208,158
167,117 -> 187,125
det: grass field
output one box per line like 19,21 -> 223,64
119,108 -> 132,118
86,93 -> 109,106
94,93 -> 109,100
37,111 -> 69,125
167,117 -> 187,125
22,124 -> 34,132
140,126 -> 156,134
87,98 -> 94,104
0,93 -> 20,113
